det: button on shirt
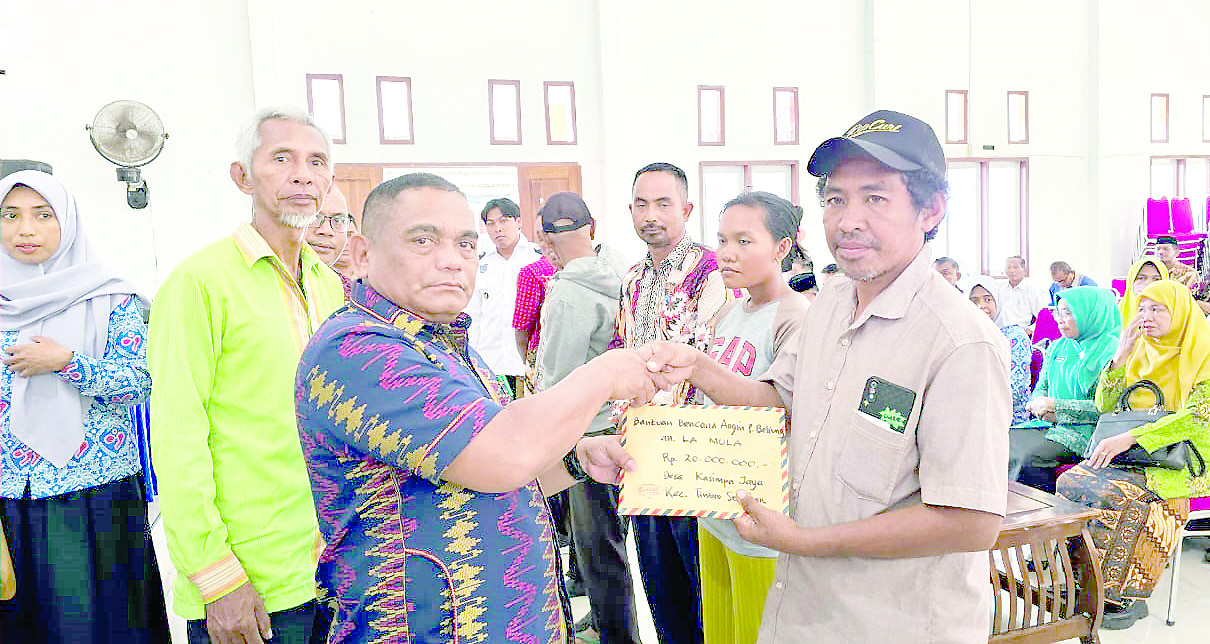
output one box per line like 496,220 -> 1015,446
465,237 -> 543,376
758,249 -> 1010,644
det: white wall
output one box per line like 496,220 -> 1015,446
4,0 -> 1210,292
0,0 -> 259,294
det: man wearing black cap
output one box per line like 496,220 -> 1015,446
640,111 -> 1010,642
1154,235 -> 1198,288
533,192 -> 640,644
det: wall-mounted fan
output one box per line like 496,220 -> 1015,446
86,100 -> 168,209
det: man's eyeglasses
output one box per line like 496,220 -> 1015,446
309,213 -> 356,232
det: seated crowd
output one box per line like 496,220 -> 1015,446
1,104 -> 1206,644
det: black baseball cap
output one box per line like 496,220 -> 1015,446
807,110 -> 946,177
1155,235 -> 1180,247
539,192 -> 594,233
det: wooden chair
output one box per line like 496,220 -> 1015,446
991,483 -> 1104,643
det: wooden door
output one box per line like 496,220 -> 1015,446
333,164 -> 383,227
517,163 -> 582,239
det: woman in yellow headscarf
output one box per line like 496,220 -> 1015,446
1058,280 -> 1210,630
1119,257 -> 1167,325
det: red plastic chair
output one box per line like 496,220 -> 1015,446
1029,347 -> 1044,389
1147,197 -> 1171,235
1032,307 -> 1060,347
1171,198 -> 1195,233
1111,279 -> 1126,297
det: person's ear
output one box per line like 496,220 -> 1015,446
918,192 -> 945,235
774,238 -> 793,265
230,162 -> 254,196
682,201 -> 694,222
348,234 -> 370,279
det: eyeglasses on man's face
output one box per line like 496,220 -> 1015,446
309,213 -> 356,232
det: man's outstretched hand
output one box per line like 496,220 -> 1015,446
577,435 -> 636,485
636,341 -> 701,391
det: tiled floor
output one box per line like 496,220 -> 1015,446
151,507 -> 1210,644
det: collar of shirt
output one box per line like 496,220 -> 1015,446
350,279 -> 473,349
232,222 -> 326,276
642,235 -> 694,274
847,246 -> 935,329
481,236 -> 540,264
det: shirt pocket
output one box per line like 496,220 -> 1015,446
835,410 -> 910,505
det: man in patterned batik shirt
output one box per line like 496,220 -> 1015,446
294,172 -> 660,644
609,162 -> 734,644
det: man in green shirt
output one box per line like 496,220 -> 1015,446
149,107 -> 344,644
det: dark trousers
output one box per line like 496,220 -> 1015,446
568,480 -> 641,644
1010,429 -> 1081,494
547,489 -> 580,580
0,475 -> 171,644
186,599 -> 327,644
633,515 -> 703,644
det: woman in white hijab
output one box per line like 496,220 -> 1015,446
968,275 -> 1033,424
0,171 -> 169,643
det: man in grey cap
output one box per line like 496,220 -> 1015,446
533,192 -> 640,644
641,110 -> 1010,642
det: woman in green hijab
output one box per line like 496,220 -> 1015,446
1010,286 -> 1121,492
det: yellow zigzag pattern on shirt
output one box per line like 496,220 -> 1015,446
436,481 -> 488,643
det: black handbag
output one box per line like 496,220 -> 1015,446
1086,380 -> 1207,477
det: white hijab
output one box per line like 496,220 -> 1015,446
967,275 -> 1010,328
0,170 -> 142,468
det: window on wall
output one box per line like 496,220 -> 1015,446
1151,156 -> 1210,230
932,159 -> 1028,276
306,74 -> 346,144
945,90 -> 968,144
698,162 -> 797,244
698,86 -> 725,146
1151,93 -> 1169,143
489,80 -> 522,145
544,81 -> 577,145
773,87 -> 799,145
1007,91 -> 1028,144
376,76 -> 414,144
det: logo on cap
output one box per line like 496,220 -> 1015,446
844,119 -> 902,139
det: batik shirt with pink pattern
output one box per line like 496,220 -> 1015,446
296,281 -> 570,644
609,236 -> 733,407
1,295 -> 148,498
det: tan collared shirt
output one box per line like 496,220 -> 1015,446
757,248 -> 1010,643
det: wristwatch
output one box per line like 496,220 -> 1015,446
563,449 -> 588,482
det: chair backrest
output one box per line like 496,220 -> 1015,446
1032,307 -> 1061,345
1030,347 -> 1044,389
1111,278 -> 1126,297
1172,197 -> 1195,233
1147,197 -> 1171,235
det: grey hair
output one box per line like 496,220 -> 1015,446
362,172 -> 465,242
235,106 -> 331,171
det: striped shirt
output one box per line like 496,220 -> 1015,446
148,223 -> 344,619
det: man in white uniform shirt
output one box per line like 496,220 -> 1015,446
1000,255 -> 1045,333
465,197 -> 543,392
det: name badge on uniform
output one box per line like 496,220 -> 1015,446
857,377 -> 916,433
480,265 -> 488,273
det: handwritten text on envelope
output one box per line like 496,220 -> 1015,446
617,404 -> 788,519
